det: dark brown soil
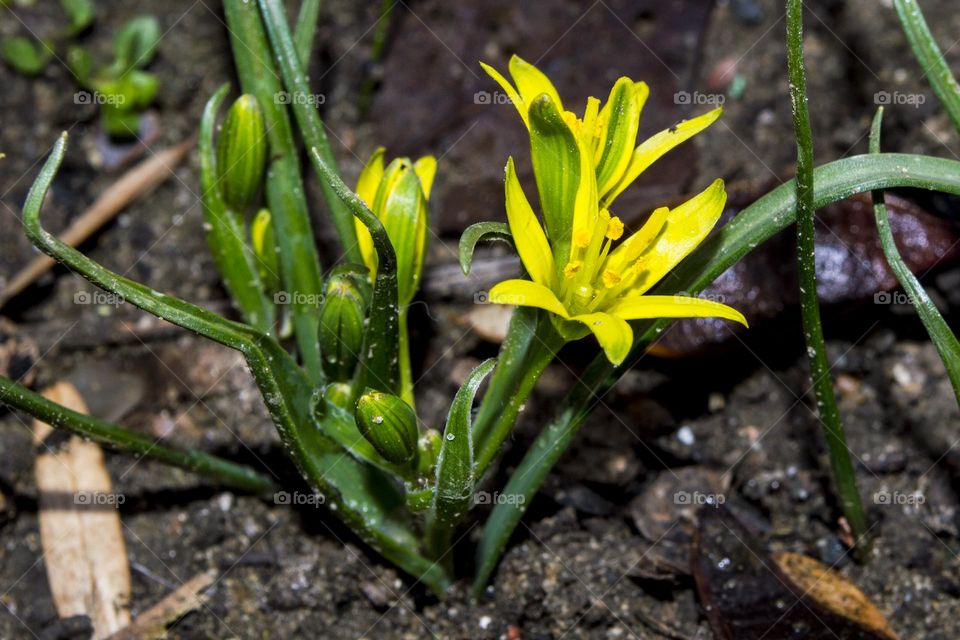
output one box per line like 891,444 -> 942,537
2,0 -> 960,638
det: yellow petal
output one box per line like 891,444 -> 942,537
354,147 -> 385,273
605,107 -> 722,206
413,155 -> 437,199
356,147 -> 385,208
505,158 -> 557,289
508,55 -> 563,115
569,311 -> 633,365
488,279 -> 569,318
604,206 -> 669,274
480,61 -> 526,126
628,179 -> 727,294
607,294 -> 748,327
595,77 -> 641,197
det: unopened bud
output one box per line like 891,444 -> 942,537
216,94 -> 267,211
355,389 -> 418,465
317,267 -> 369,381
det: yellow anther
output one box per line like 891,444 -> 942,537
562,111 -> 581,134
601,270 -> 621,288
573,229 -> 592,249
606,216 -> 624,241
564,261 -> 583,279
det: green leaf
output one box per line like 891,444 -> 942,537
99,106 -> 141,137
433,358 -> 495,525
257,0 -> 363,264
1,36 -> 51,76
199,84 -> 274,332
66,45 -> 93,86
309,146 -> 401,396
870,108 -> 960,403
458,221 -> 514,275
60,0 -> 94,34
0,375 -> 276,495
293,0 -> 322,67
114,15 -> 160,70
529,94 -> 580,265
894,0 -> 960,134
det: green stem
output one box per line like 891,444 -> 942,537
894,0 -> 960,134
470,150 -> 960,594
472,310 -> 565,479
0,376 -> 277,495
258,0 -> 363,263
224,0 -> 325,380
398,307 -> 415,409
787,0 -> 868,549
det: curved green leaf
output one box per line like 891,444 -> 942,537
459,221 -> 514,275
433,358 -> 496,524
870,109 -> 960,402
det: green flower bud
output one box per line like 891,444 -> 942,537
318,266 -> 370,381
216,94 -> 267,211
353,149 -> 436,304
250,208 -> 280,295
355,389 -> 418,465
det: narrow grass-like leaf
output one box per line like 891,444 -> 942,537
787,0 -> 868,548
258,0 -> 362,263
310,146 -> 400,395
894,0 -> 960,134
293,0 -> 322,68
199,84 -> 274,332
471,151 -> 960,595
0,376 -> 276,494
459,221 -> 514,275
870,108 -> 960,402
433,358 -> 496,524
224,0 -> 325,378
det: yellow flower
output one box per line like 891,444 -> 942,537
480,56 -> 747,365
354,148 -> 436,304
